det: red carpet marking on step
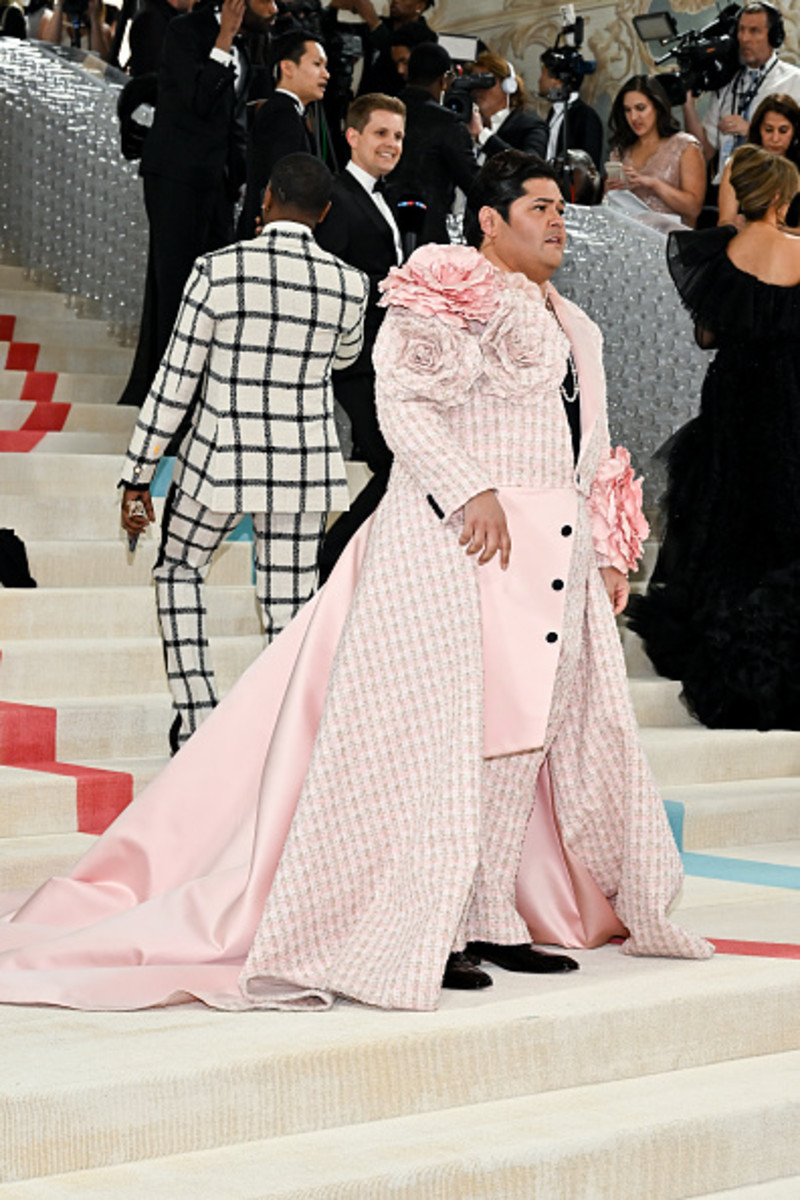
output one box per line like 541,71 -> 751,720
0,700 -> 134,834
20,371 -> 58,402
0,700 -> 56,763
21,402 -> 70,432
710,938 -> 800,960
0,315 -> 16,340
5,342 -> 39,371
0,430 -> 47,451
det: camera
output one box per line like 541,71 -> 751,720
541,12 -> 596,100
442,71 -> 495,123
633,4 -> 742,101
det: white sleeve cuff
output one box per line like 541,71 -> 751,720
210,46 -> 233,67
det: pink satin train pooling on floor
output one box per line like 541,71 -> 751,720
0,520 -> 623,1011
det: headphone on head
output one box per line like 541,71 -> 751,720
742,2 -> 785,49
501,57 -> 519,95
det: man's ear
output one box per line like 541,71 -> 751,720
478,204 -> 500,242
261,185 -> 273,219
316,200 -> 332,226
344,125 -> 358,153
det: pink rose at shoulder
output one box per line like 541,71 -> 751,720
479,289 -> 569,401
374,307 -> 483,408
379,244 -> 501,329
589,446 -> 650,573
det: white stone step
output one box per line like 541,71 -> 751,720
695,1178 -> 800,1198
641,727 -> 800,788
2,493 -> 167,540
621,624 -> 658,678
0,266 -> 41,291
25,538 -> 254,588
629,676 -> 697,726
0,831 -> 94,891
4,1050 -> 800,1195
0,400 -> 136,435
2,430 -> 130,455
0,759 -> 167,838
1,953 -> 798,1184
665,778 -> 800,850
0,586 -> 262,640
3,316 -> 121,349
0,370 -> 127,405
0,288 -> 83,320
0,452 -> 133,495
23,344 -> 133,375
0,635 -> 264,699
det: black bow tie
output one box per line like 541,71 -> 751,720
372,178 -> 387,195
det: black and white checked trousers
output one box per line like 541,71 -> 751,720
154,486 -> 325,744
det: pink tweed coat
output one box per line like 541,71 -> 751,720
240,248 -> 712,1011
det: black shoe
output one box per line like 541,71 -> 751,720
442,951 -> 493,990
466,941 -> 580,974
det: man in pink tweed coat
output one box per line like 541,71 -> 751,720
0,153 -> 712,1015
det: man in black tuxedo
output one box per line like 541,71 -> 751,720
539,49 -> 603,170
119,0 -> 277,407
237,29 -> 329,238
314,92 -> 406,579
384,42 -> 478,246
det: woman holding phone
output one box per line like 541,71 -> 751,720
606,75 -> 706,226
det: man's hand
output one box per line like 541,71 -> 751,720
718,113 -> 749,137
329,0 -> 380,27
600,565 -> 630,615
468,105 -> 484,141
121,486 -> 155,537
216,0 -> 245,53
460,490 -> 511,569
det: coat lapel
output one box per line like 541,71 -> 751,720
547,286 -> 603,468
339,171 -> 396,248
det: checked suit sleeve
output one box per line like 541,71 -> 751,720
122,258 -> 215,488
331,275 -> 369,372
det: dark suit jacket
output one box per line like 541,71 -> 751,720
547,97 -> 604,169
482,107 -> 548,160
384,87 -> 479,245
315,168 -> 399,376
128,0 -> 177,78
238,91 -> 315,239
140,4 -> 248,194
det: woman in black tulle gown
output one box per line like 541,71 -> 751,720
630,145 -> 800,729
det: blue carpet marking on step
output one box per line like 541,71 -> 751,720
681,853 -> 800,890
149,459 -> 254,546
663,800 -> 684,851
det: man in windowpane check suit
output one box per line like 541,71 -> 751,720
120,154 -> 368,751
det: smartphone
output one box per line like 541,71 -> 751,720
605,162 -> 626,181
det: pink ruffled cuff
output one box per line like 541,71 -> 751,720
588,446 -> 649,574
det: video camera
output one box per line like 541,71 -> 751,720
633,4 -> 742,102
442,71 -> 495,123
541,10 -> 596,99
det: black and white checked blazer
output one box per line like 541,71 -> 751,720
123,221 -> 368,514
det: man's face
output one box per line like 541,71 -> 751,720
347,109 -> 405,177
243,0 -> 276,31
538,63 -> 561,99
390,0 -> 424,24
475,77 -> 506,120
282,41 -> 329,105
738,11 -> 772,67
391,44 -> 411,80
483,178 -> 566,284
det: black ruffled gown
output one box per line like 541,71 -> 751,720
629,225 -> 800,729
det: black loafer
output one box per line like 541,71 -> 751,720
466,941 -> 580,974
442,951 -> 493,990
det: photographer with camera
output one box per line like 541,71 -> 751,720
539,45 -> 603,170
683,3 -> 800,183
38,0 -> 113,56
385,42 -> 478,245
465,51 -> 547,160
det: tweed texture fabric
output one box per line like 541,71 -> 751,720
240,255 -> 711,1012
123,222 -> 368,514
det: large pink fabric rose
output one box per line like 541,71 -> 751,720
479,288 -> 569,400
588,447 -> 650,574
375,308 -> 483,407
379,244 -> 501,329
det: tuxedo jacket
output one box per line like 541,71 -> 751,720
315,169 -> 399,375
482,107 -> 548,160
238,92 -> 316,240
547,98 -> 604,169
140,3 -> 248,194
123,224 -> 368,515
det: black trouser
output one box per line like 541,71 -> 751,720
318,369 -> 393,583
118,173 -> 233,407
